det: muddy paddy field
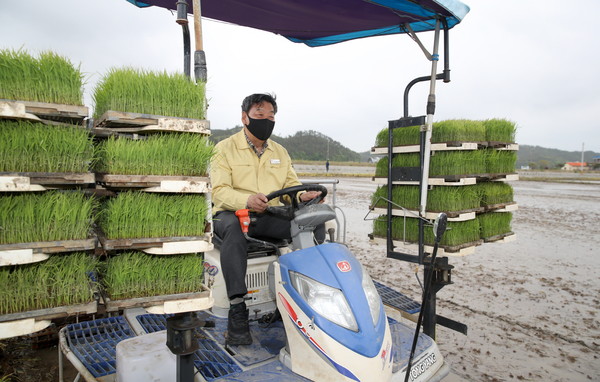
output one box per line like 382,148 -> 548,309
332,177 -> 600,382
1,176 -> 599,381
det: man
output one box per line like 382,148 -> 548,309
210,93 -> 322,345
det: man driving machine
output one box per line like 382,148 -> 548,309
210,93 -> 323,345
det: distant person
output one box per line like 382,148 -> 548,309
326,160 -> 330,173
210,93 -> 324,346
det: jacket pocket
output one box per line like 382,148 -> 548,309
231,164 -> 256,191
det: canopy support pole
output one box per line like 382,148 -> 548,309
192,0 -> 207,83
419,19 -> 441,217
176,0 -> 191,78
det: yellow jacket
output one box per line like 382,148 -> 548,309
210,129 -> 301,214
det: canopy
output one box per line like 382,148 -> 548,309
126,0 -> 469,47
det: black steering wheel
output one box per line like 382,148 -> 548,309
264,184 -> 328,220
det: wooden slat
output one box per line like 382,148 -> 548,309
487,141 -> 519,150
483,232 -> 516,243
0,301 -> 97,323
99,233 -> 212,252
104,289 -> 210,313
483,202 -> 518,212
372,176 -> 478,186
372,173 -> 518,186
96,174 -> 210,193
0,99 -> 88,123
369,235 -> 482,257
370,207 -> 479,222
0,172 -> 95,188
371,141 -> 480,155
0,238 -> 96,255
94,110 -> 210,135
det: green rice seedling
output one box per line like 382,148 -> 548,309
373,216 -> 480,247
374,125 -> 421,147
0,252 -> 98,314
427,186 -> 480,212
485,149 -> 517,174
372,185 -> 480,212
95,133 -> 214,176
101,251 -> 204,300
431,119 -> 486,143
429,151 -> 487,176
0,191 -> 96,244
375,153 -> 421,177
100,192 -> 208,239
376,151 -> 488,178
0,120 -> 94,173
374,120 -> 486,147
474,182 -> 514,207
478,212 -> 512,238
93,67 -> 206,119
0,48 -> 84,105
371,185 -> 420,211
374,128 -> 388,147
483,119 -> 516,143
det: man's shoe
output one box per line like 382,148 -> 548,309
226,302 -> 252,345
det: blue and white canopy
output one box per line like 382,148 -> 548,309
127,0 -> 470,47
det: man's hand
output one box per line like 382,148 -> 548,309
300,191 -> 324,203
247,193 -> 269,213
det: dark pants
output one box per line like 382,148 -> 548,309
213,210 -> 324,300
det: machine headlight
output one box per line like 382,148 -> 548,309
289,271 -> 358,332
361,266 -> 382,326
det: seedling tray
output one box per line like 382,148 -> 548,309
103,288 -> 212,314
0,238 -> 97,266
369,235 -> 482,257
369,206 -> 480,222
371,141 -> 479,155
0,99 -> 88,124
96,174 -> 210,193
98,233 -> 213,254
0,172 -> 95,191
0,301 -> 97,340
93,110 -> 210,135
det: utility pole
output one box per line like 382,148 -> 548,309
581,142 -> 585,171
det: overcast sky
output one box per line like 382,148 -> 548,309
1,0 -> 599,153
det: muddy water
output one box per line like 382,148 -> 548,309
318,177 -> 600,382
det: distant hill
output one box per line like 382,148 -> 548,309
209,128 -> 599,168
517,145 -> 599,169
210,127 -> 361,162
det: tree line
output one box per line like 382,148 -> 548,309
209,127 -> 362,162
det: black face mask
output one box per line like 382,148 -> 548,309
246,117 -> 275,141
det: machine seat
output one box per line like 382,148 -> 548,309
212,233 -> 289,258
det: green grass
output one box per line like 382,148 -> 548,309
474,182 -> 514,206
432,120 -> 486,143
376,151 -> 488,177
374,119 -> 486,147
485,149 -> 517,174
0,191 -> 96,244
373,216 -> 480,247
0,120 -> 94,173
478,212 -> 512,238
95,133 -> 214,176
483,119 -> 516,143
374,125 -> 421,147
375,154 -> 421,177
371,185 -> 480,212
93,67 -> 206,119
100,192 -> 209,239
101,251 -> 204,300
0,252 -> 98,314
429,151 -> 488,176
0,48 -> 84,105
